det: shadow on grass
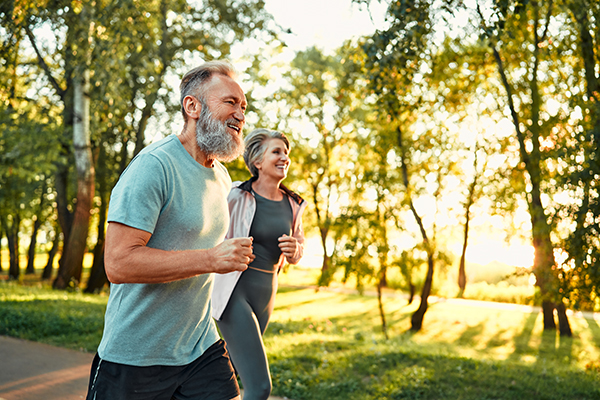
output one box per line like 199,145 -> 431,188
484,325 -> 510,349
508,311 -> 538,362
455,321 -> 485,347
585,317 -> 600,349
269,337 -> 600,400
275,288 -> 346,309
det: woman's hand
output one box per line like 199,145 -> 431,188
278,234 -> 299,262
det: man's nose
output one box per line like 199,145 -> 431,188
234,106 -> 245,122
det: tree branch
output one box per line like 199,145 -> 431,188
24,25 -> 66,99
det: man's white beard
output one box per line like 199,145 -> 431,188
195,104 -> 244,163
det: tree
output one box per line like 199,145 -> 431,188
476,0 -> 572,335
280,45 -> 365,286
0,7 -> 61,279
359,0 -> 460,331
4,0 -> 276,289
25,178 -> 49,274
53,3 -> 95,288
560,0 -> 600,312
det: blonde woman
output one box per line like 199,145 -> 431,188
212,128 -> 307,400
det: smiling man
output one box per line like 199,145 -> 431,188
86,61 -> 253,400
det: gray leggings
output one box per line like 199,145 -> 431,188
217,268 -> 277,400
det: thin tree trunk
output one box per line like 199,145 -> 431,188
2,215 -> 21,280
458,199 -> 472,298
458,150 -> 480,298
25,216 -> 42,274
85,144 -> 109,293
42,229 -> 61,280
396,126 -> 435,331
377,277 -> 388,339
27,180 -> 47,274
85,241 -> 107,293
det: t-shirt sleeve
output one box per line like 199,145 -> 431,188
107,153 -> 167,234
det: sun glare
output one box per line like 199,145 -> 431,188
466,240 -> 535,268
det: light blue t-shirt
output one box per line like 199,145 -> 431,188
98,134 -> 231,366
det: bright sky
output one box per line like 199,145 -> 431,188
263,0 -> 387,52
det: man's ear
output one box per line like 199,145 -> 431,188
183,95 -> 201,119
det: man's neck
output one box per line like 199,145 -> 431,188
178,126 -> 215,168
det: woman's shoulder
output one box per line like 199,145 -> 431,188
280,184 -> 304,206
228,179 -> 254,202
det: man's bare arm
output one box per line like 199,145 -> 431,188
105,222 -> 252,284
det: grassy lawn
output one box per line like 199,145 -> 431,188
1,263 -> 599,399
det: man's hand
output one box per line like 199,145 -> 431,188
211,237 -> 254,274
278,234 -> 298,261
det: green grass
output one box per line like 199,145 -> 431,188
265,286 -> 600,399
0,280 -> 108,352
2,270 -> 600,399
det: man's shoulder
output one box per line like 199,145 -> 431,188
138,135 -> 179,156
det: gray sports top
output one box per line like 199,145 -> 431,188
248,191 -> 293,272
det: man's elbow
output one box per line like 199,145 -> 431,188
104,251 -> 127,284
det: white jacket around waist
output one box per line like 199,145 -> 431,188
211,178 -> 307,321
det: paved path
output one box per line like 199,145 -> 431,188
0,336 -> 288,400
0,336 -> 92,400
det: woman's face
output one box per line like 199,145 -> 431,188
255,138 -> 290,181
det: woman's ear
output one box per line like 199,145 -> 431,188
182,95 -> 201,119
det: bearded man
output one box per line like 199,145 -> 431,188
86,61 -> 252,400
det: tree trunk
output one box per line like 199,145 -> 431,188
408,281 -> 415,305
25,216 -> 42,274
85,144 -> 109,293
457,214 -> 469,298
54,68 -> 95,289
42,229 -> 61,280
27,180 -> 47,275
377,276 -> 388,339
556,301 -> 572,337
85,241 -> 107,293
411,255 -> 434,331
396,126 -> 435,331
2,215 -> 21,280
54,165 -> 73,269
541,300 -> 556,330
458,150 -> 479,298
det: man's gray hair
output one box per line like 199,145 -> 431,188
179,60 -> 237,121
244,128 -> 290,178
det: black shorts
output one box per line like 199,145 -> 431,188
86,339 -> 239,400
